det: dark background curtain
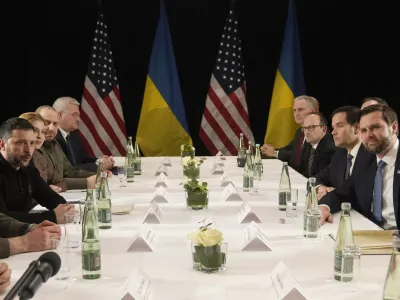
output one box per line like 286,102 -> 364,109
2,0 -> 399,155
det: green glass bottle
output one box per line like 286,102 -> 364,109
238,133 -> 246,159
133,141 -> 142,175
383,234 -> 400,299
254,144 -> 263,179
94,159 -> 103,200
278,162 -> 291,211
82,190 -> 101,279
97,172 -> 112,229
125,143 -> 135,182
243,150 -> 254,192
334,202 -> 354,282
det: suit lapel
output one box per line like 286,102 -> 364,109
338,150 -> 347,184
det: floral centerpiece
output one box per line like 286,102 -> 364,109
181,144 -> 195,159
187,220 -> 227,273
182,156 -> 203,179
183,178 -> 208,210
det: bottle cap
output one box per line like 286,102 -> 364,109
308,177 -> 316,183
341,202 -> 351,210
283,162 -> 288,165
256,143 -> 260,147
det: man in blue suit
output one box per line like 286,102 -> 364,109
53,97 -> 114,172
320,104 -> 400,230
315,106 -> 373,199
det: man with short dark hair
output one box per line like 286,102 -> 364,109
315,106 -> 374,199
0,117 -> 74,224
298,112 -> 337,178
320,104 -> 400,229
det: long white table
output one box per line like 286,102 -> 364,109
0,157 -> 390,300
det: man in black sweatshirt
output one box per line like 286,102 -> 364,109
0,117 -> 75,224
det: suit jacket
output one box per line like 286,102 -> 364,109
41,140 -> 96,190
315,144 -> 370,188
31,149 -> 67,192
299,133 -> 337,178
319,149 -> 399,229
0,213 -> 26,258
276,128 -> 305,172
56,130 -> 98,172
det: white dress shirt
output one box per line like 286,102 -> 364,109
376,139 -> 398,229
58,127 -> 69,142
348,141 -> 362,176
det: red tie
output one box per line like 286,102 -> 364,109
296,132 -> 304,165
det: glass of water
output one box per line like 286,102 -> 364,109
117,166 -> 127,187
286,189 -> 298,217
64,211 -> 80,249
305,208 -> 322,240
51,237 -> 70,280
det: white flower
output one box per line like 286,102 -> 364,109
182,156 -> 191,167
187,228 -> 223,247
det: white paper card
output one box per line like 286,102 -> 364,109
154,173 -> 168,188
220,172 -> 234,187
162,157 -> 172,166
154,164 -> 168,176
121,268 -> 154,300
267,261 -> 308,300
241,221 -> 271,251
127,224 -> 158,252
142,202 -> 163,224
150,186 -> 169,203
238,201 -> 261,224
222,183 -> 242,201
211,162 -> 224,175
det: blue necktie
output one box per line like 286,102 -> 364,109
345,153 -> 353,180
373,160 -> 387,222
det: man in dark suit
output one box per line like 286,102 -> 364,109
320,104 -> 399,230
53,97 -> 114,172
360,96 -> 388,110
316,106 -> 371,199
298,112 -> 337,178
261,95 -> 319,172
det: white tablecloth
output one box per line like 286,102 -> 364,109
1,157 -> 389,300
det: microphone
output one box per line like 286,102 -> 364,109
5,252 -> 61,300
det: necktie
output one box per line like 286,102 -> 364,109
66,134 -> 77,166
308,147 -> 315,177
373,160 -> 387,222
295,132 -> 304,166
345,153 -> 353,180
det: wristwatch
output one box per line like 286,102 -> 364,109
274,150 -> 279,158
19,223 -> 36,236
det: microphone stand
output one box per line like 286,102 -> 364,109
4,261 -> 40,300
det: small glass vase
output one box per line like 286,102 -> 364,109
185,191 -> 208,210
191,242 -> 227,273
183,166 -> 200,179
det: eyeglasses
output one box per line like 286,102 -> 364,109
301,125 -> 325,132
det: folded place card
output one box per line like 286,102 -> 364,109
127,224 -> 158,252
154,173 -> 168,188
238,201 -> 261,224
121,268 -> 154,300
154,164 -> 168,176
241,221 -> 271,251
142,201 -> 163,224
150,186 -> 169,203
222,183 -> 242,201
267,261 -> 308,300
220,172 -> 234,187
162,157 -> 172,167
211,162 -> 224,175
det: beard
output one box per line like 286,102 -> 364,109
364,135 -> 391,154
5,147 -> 23,167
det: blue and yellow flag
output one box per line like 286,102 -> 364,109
264,0 -> 305,148
136,3 -> 192,156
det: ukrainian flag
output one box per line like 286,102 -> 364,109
264,0 -> 305,148
136,3 -> 192,156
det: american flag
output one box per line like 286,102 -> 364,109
199,9 -> 254,156
79,13 -> 127,157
